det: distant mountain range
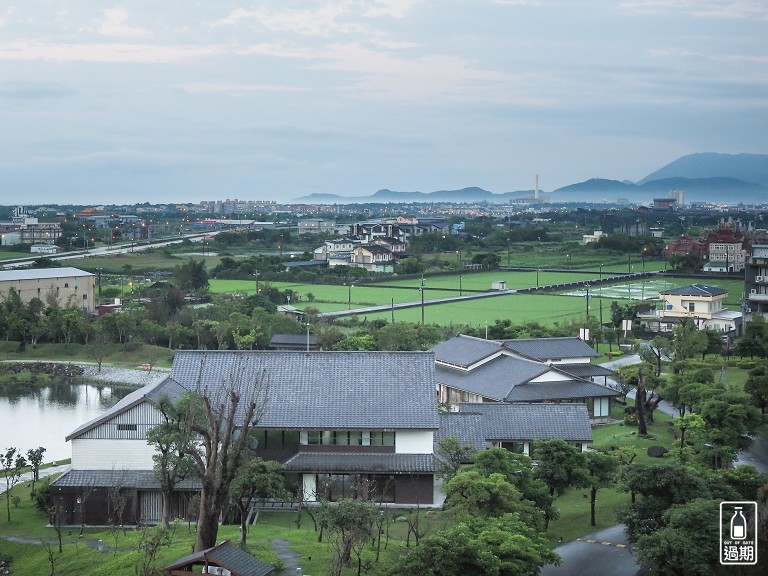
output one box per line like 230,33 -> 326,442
291,152 -> 768,205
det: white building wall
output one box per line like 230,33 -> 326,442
71,439 -> 155,470
530,369 -> 572,383
395,430 -> 433,454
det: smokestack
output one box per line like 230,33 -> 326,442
535,174 -> 540,202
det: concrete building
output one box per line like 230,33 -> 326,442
0,267 -> 96,312
745,244 -> 768,319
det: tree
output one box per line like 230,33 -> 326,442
533,440 -> 589,529
174,362 -> 269,551
436,436 -> 475,482
387,515 -> 560,576
617,462 -> 709,543
672,317 -> 707,361
745,362 -> 768,413
2,447 -> 27,522
443,470 -> 543,529
584,450 -> 620,526
317,498 -> 377,576
229,457 -> 287,544
638,336 -> 672,376
25,446 -> 46,492
146,399 -> 196,528
734,315 -> 768,359
633,498 -> 721,576
672,413 -> 705,461
173,259 -> 209,293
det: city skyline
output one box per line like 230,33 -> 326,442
1,1 -> 766,204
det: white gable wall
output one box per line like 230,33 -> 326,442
71,438 -> 155,470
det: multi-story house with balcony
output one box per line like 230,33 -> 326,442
638,283 -> 743,335
745,244 -> 768,319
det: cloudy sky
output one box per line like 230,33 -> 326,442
1,1 -> 766,204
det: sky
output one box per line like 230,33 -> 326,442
1,1 -> 766,205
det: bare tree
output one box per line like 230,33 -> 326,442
42,539 -> 60,576
76,480 -> 97,537
179,357 -> 269,551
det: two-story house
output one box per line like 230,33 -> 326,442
51,351 -> 442,524
430,335 -> 620,421
638,283 -> 743,335
350,245 -> 396,273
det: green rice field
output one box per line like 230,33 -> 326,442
209,271 -> 746,327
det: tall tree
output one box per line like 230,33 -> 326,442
672,317 -> 707,361
584,450 -> 620,526
745,362 -> 768,413
2,447 -> 27,522
146,399 -> 196,528
435,436 -> 476,482
533,440 -> 589,529
25,446 -> 46,492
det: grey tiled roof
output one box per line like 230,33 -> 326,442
430,335 -> 503,367
556,363 -> 616,379
268,334 -> 317,347
50,469 -> 201,490
435,413 -> 486,452
500,337 -> 599,361
66,377 -> 187,440
435,355 -> 552,401
458,403 -> 593,442
170,351 -> 439,430
163,540 -> 273,576
282,452 -> 440,474
660,283 -> 727,297
505,380 -> 620,401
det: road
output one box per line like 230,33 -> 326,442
541,525 -> 643,576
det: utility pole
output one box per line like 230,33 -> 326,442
585,284 -> 590,322
420,275 -> 425,325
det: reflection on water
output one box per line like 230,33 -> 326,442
0,384 -> 135,462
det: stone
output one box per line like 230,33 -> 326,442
647,445 -> 668,458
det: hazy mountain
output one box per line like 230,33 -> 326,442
639,152 -> 768,186
291,152 -> 768,205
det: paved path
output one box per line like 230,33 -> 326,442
0,464 -> 70,496
271,539 -> 301,574
541,525 -> 642,576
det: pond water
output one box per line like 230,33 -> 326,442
0,384 -> 133,463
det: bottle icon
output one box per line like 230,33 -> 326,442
731,507 -> 747,540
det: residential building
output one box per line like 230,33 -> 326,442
0,267 -> 95,312
350,245 -> 395,273
162,540 -> 274,576
430,335 -> 620,420
372,236 -> 408,256
637,283 -> 743,334
745,244 -> 768,319
52,351 -> 443,524
582,230 -> 605,245
702,229 -> 747,272
664,235 -> 705,263
313,238 -> 358,266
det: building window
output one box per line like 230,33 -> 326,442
64,283 -> 69,288
369,431 -> 395,446
117,424 -> 137,431
688,302 -> 695,312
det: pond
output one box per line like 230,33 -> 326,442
0,384 -> 133,463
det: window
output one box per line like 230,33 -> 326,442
117,424 -> 137,431
83,294 -> 87,300
64,283 -> 69,288
369,431 -> 395,446
688,302 -> 695,312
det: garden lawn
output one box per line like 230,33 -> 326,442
0,341 -> 174,369
0,486 -> 446,576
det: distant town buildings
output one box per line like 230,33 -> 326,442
0,206 -> 62,246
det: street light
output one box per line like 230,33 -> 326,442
536,268 -> 539,287
599,263 -> 603,281
347,284 -> 354,310
459,274 -> 463,296
566,254 -> 571,270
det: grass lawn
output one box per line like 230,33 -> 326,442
0,341 -> 175,369
0,478 -> 445,576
